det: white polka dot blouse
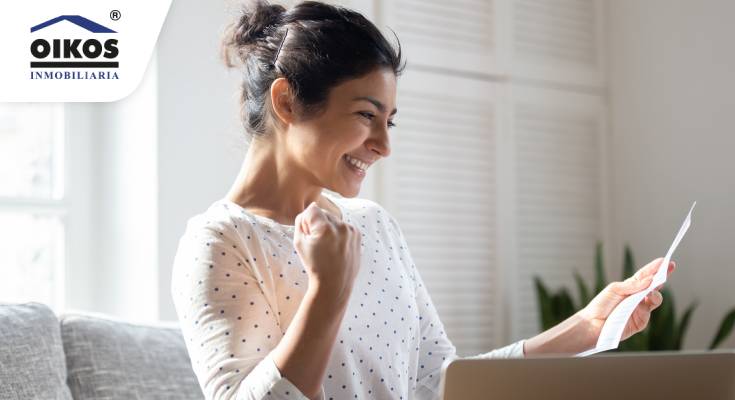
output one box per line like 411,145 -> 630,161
171,190 -> 526,400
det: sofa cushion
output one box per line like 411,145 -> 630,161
0,302 -> 73,400
59,311 -> 203,400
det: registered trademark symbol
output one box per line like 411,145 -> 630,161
110,10 -> 121,21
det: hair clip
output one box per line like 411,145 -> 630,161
268,28 -> 288,71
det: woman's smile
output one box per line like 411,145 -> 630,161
343,154 -> 367,178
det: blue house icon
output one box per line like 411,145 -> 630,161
31,15 -> 117,33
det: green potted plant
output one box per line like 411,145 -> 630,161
534,242 -> 735,350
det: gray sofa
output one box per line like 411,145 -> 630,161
0,302 -> 204,400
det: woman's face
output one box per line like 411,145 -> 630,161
286,68 -> 397,197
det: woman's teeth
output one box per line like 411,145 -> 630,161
344,154 -> 367,171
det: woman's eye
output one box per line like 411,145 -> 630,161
358,112 -> 396,129
358,111 -> 375,120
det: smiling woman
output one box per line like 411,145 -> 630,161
219,0 -> 404,212
169,1 -> 670,400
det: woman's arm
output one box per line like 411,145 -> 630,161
524,258 -> 674,355
269,282 -> 351,399
522,312 -> 597,355
270,201 -> 362,399
173,221 -> 323,400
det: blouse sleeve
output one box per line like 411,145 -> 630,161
171,217 -> 325,400
383,208 -> 526,400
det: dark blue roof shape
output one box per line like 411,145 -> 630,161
31,15 -> 117,33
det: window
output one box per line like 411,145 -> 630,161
0,103 -> 66,308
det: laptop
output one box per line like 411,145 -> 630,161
440,350 -> 735,400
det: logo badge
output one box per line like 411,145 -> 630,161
0,1 -> 172,102
30,15 -> 120,79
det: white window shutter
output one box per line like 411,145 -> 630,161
510,0 -> 606,87
382,68 -> 504,355
507,84 -> 608,341
379,0 -> 507,75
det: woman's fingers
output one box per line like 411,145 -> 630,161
646,290 -> 663,311
609,276 -> 653,296
633,258 -> 665,280
633,259 -> 676,291
651,261 -> 676,291
303,202 -> 331,231
606,258 -> 676,303
626,290 -> 663,336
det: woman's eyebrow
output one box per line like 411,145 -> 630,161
352,96 -> 398,116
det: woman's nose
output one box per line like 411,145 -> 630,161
368,127 -> 391,158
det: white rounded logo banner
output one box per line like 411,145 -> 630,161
0,1 -> 172,102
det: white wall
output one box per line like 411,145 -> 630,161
608,0 -> 735,349
65,1 -> 246,321
156,0 -> 244,321
70,54 -> 160,322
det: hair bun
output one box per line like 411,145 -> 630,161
222,0 -> 286,68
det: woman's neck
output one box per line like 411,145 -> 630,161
225,139 -> 342,224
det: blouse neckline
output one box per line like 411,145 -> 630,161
221,190 -> 347,234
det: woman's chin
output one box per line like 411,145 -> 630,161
323,180 -> 359,198
338,163 -> 366,196
339,184 -> 361,198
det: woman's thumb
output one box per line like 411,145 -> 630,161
297,202 -> 323,238
630,276 -> 653,292
293,213 -> 301,238
611,276 -> 652,296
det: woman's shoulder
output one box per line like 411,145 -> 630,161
178,199 -> 269,251
324,191 -> 389,219
325,192 -> 401,234
171,200 -> 265,284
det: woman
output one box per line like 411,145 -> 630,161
170,1 -> 674,399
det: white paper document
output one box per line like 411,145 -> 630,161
576,201 -> 696,357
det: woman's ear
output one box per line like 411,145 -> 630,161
270,77 -> 296,127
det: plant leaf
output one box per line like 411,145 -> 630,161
674,301 -> 698,350
623,244 -> 635,280
556,288 -> 576,323
573,270 -> 590,307
534,276 -> 554,331
709,308 -> 735,350
649,287 -> 676,350
594,241 -> 606,295
620,325 -> 649,352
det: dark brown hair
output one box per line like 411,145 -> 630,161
221,0 -> 405,140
